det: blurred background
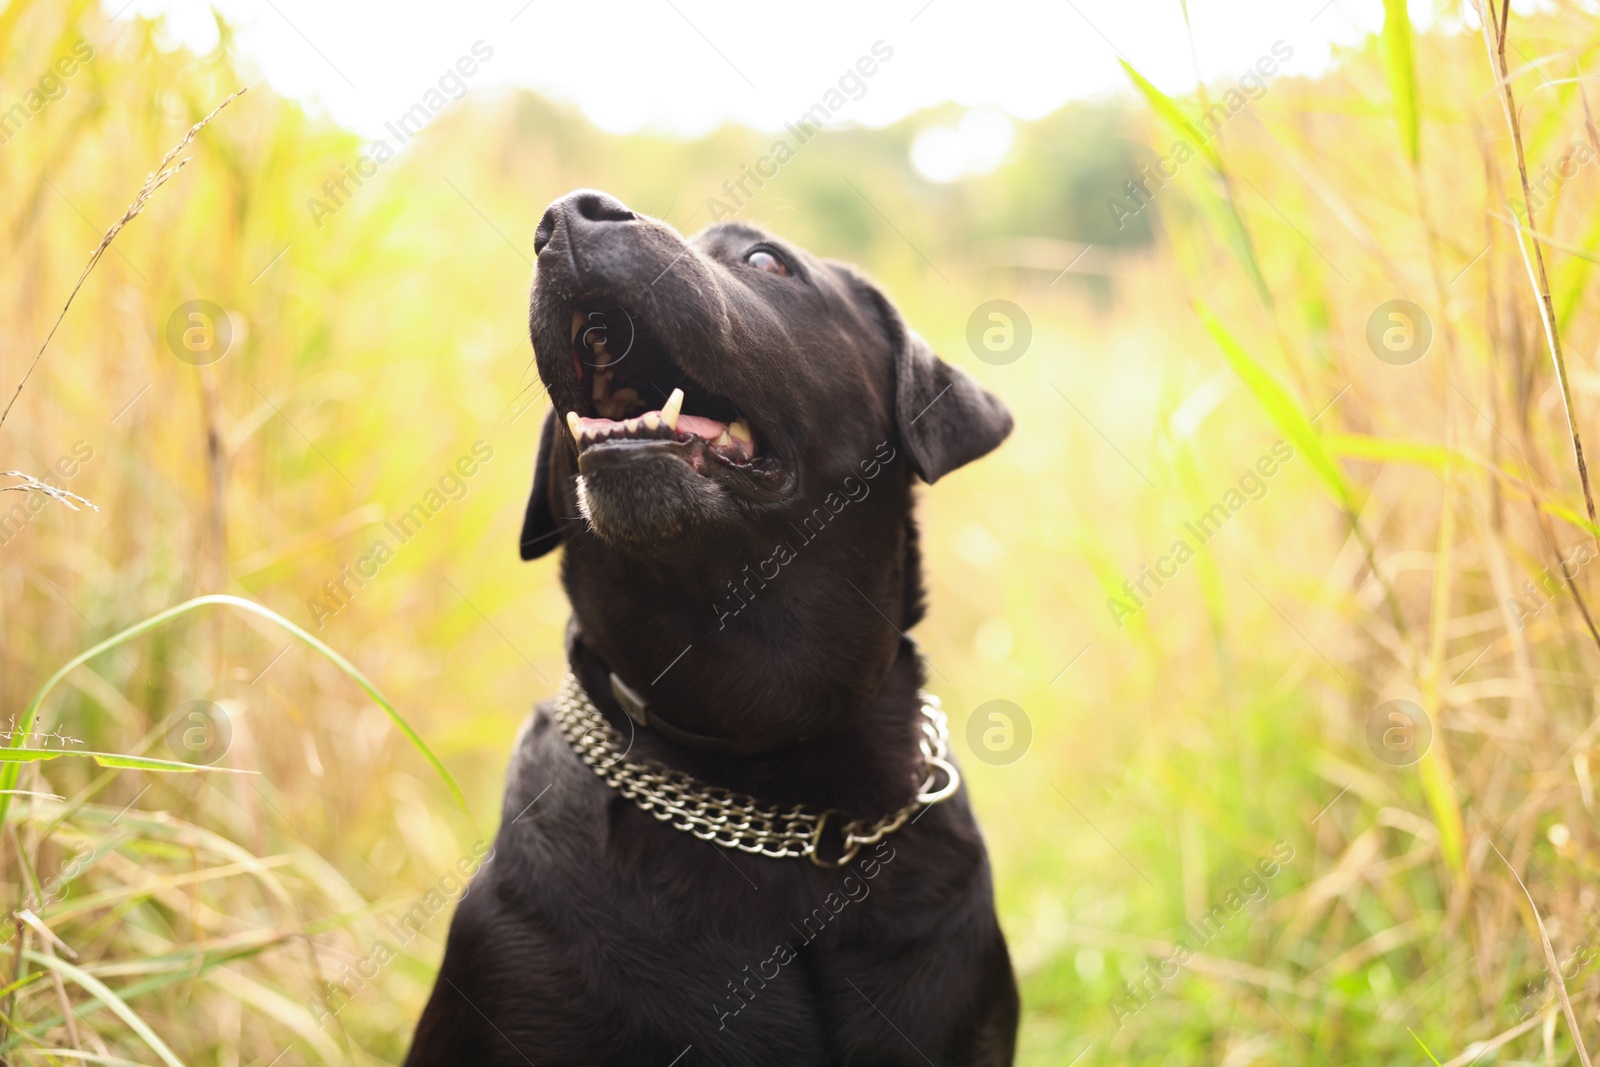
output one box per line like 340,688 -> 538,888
3,0 -> 1600,1062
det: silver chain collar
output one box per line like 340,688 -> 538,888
551,672 -> 961,866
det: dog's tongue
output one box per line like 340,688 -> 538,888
674,413 -> 725,440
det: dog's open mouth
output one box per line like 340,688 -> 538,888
562,298 -> 773,472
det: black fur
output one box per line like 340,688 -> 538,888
406,190 -> 1018,1066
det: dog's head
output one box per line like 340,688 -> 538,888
522,189 -> 1011,563
520,189 -> 1011,742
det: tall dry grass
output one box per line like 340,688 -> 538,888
1006,2 -> 1600,1062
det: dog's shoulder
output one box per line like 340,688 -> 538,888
498,699 -> 615,853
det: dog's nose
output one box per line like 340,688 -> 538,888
534,190 -> 637,255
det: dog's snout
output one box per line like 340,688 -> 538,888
534,190 -> 637,255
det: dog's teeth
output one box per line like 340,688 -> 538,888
592,371 -> 610,403
624,417 -> 639,433
714,430 -> 733,447
728,419 -> 752,443
566,411 -> 582,443
571,310 -> 586,343
661,388 -> 684,431
642,412 -> 661,430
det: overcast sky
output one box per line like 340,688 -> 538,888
114,0 -> 1438,147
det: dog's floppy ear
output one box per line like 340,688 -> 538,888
519,408 -> 562,560
874,290 -> 1013,483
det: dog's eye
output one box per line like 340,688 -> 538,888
745,249 -> 789,276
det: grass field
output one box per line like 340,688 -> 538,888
4,1 -> 1600,1063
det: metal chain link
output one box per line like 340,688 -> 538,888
551,673 -> 960,866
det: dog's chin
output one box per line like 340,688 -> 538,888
574,441 -> 739,557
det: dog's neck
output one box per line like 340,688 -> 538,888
556,479 -> 934,813
564,626 -> 930,818
558,467 -> 925,753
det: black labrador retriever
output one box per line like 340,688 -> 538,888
405,190 -> 1019,1066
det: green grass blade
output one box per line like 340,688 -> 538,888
1119,58 -> 1273,305
88,753 -> 252,774
0,594 -> 472,827
1382,0 -> 1420,164
1326,432 -> 1600,538
1119,58 -> 1220,170
1533,497 -> 1600,540
1326,432 -> 1451,470
0,748 -> 248,773
0,972 -> 45,1000
1408,1026 -> 1444,1066
1194,301 -> 1351,506
25,951 -> 186,1067
0,748 -> 69,764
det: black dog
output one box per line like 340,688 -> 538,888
405,190 -> 1018,1066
